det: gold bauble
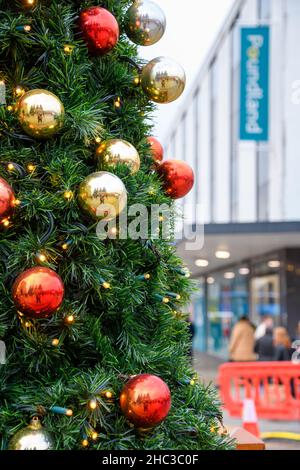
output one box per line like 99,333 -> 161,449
125,0 -> 166,46
78,171 -> 127,221
141,57 -> 186,104
96,139 -> 140,175
8,417 -> 54,450
15,89 -> 65,139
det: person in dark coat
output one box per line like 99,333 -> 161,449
254,327 -> 275,361
273,327 -> 293,361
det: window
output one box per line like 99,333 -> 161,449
206,268 -> 249,357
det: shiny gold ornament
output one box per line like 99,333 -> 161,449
125,0 -> 166,46
78,171 -> 127,221
141,57 -> 186,104
8,417 -> 54,450
96,139 -> 140,175
15,89 -> 65,139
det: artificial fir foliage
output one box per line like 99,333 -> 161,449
0,0 -> 230,450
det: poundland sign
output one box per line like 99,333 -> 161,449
240,26 -> 270,141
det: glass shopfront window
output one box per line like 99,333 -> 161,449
206,267 -> 249,358
251,255 -> 281,327
191,252 -> 288,359
191,278 -> 207,352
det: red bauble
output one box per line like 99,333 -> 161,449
120,374 -> 171,428
0,176 -> 15,221
157,160 -> 194,199
147,136 -> 164,163
79,7 -> 119,55
12,267 -> 64,319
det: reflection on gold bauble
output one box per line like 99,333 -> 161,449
125,0 -> 166,46
15,89 -> 65,139
78,171 -> 127,221
96,139 -> 140,175
141,57 -> 186,104
8,417 -> 54,450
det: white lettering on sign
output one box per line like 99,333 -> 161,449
245,34 -> 265,135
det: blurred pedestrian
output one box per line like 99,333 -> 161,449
294,321 -> 300,341
273,327 -> 293,361
229,316 -> 256,362
254,315 -> 274,341
254,327 -> 275,361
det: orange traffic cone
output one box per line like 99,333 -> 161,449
242,398 -> 260,438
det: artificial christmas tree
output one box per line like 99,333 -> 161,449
0,0 -> 230,450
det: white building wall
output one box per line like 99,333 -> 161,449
214,36 -> 231,223
184,103 -> 197,223
164,0 -> 300,226
236,0 -> 258,222
283,0 -> 300,220
198,73 -> 211,224
173,119 -> 185,234
268,0 -> 285,221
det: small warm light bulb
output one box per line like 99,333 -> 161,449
102,281 -> 111,289
13,199 -> 21,206
133,76 -> 141,85
176,294 -> 181,301
24,25 -> 31,32
95,136 -> 101,144
37,252 -> 47,263
64,190 -> 73,200
7,163 -> 14,171
15,86 -> 24,96
27,164 -> 36,172
52,338 -> 59,346
66,314 -> 75,324
2,219 -> 10,227
25,321 -> 32,328
105,391 -> 113,399
162,297 -> 169,304
66,409 -> 73,416
89,399 -> 97,410
114,97 -> 122,109
62,243 -> 69,251
64,44 -> 74,54
7,105 -> 13,111
27,0 -> 35,5
82,439 -> 89,447
144,274 -> 151,280
91,432 -> 98,441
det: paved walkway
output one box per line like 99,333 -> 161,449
193,352 -> 300,451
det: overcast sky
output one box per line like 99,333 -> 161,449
140,0 -> 235,143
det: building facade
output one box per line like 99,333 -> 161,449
164,0 -> 300,358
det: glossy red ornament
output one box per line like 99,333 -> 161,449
147,136 -> 164,163
12,267 -> 64,319
0,176 -> 15,221
120,374 -> 171,429
79,6 -> 119,55
157,159 -> 194,199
